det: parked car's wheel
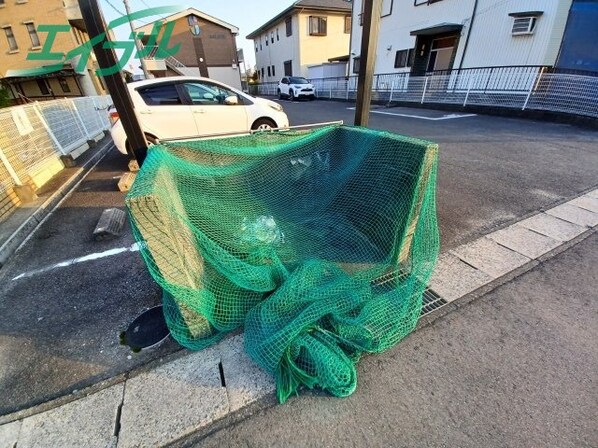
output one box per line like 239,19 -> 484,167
251,118 -> 277,131
278,89 -> 283,100
289,89 -> 295,101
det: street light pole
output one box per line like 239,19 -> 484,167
123,0 -> 151,79
78,0 -> 148,167
354,0 -> 383,127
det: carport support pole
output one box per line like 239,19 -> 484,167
354,0 -> 383,127
78,0 -> 148,167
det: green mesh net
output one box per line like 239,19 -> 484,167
126,125 -> 439,403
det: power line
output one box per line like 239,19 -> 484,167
103,0 -> 125,16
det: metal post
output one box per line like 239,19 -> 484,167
522,78 -> 534,111
0,147 -> 23,186
421,77 -> 428,104
78,0 -> 147,167
70,98 -> 93,139
354,0 -> 384,127
123,0 -> 150,79
389,78 -> 395,103
32,103 -> 66,155
463,74 -> 473,107
329,82 -> 332,99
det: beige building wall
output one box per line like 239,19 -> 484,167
252,9 -> 351,80
0,0 -> 104,100
297,12 -> 350,76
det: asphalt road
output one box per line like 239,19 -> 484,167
190,233 -> 598,448
0,102 -> 596,416
0,146 -> 180,416
276,99 -> 598,249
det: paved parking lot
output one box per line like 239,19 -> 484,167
0,101 -> 596,417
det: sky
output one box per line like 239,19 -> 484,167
99,0 -> 297,73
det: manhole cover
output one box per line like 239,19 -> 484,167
120,306 -> 170,352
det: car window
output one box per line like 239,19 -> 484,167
182,82 -> 241,105
137,83 -> 182,106
289,77 -> 309,84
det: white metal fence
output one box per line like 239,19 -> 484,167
0,95 -> 111,222
253,68 -> 598,119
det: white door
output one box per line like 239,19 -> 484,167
135,82 -> 197,139
180,81 -> 249,135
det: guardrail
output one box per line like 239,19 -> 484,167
0,95 -> 112,222
250,68 -> 598,119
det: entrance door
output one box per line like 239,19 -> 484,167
427,36 -> 457,72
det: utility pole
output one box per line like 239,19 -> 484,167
354,0 -> 383,127
78,0 -> 148,167
123,0 -> 151,79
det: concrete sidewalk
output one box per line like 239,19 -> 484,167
1,189 -> 596,447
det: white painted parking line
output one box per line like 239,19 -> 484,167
346,107 -> 477,120
11,243 -> 140,281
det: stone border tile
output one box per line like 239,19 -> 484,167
17,384 -> 123,448
428,253 -> 493,302
0,420 -> 21,448
117,347 -> 228,448
569,196 -> 598,214
518,213 -> 586,242
546,203 -> 598,228
488,224 -> 561,259
451,237 -> 530,278
218,335 -> 275,413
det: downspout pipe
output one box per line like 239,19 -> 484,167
458,0 -> 479,71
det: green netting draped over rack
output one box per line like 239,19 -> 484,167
126,125 -> 439,403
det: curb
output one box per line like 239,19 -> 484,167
0,139 -> 115,268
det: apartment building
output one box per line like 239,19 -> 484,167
135,8 -> 242,89
349,0 -> 575,75
0,0 -> 105,103
247,0 -> 352,81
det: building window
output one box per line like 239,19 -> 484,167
255,43 -> 258,52
261,67 -> 264,78
267,66 -> 271,77
284,60 -> 292,76
394,49 -> 414,68
271,65 -> 276,77
271,31 -> 274,43
511,17 -> 537,35
25,22 -> 40,48
4,26 -> 18,51
285,17 -> 292,36
265,35 -> 268,46
276,28 -> 279,41
36,79 -> 50,95
344,16 -> 351,34
309,16 -> 327,36
353,57 -> 360,74
260,40 -> 262,50
0,0 -> 5,6
58,77 -> 71,93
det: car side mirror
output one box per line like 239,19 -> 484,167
224,95 -> 238,105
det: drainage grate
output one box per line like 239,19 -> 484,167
372,270 -> 448,317
421,287 -> 447,316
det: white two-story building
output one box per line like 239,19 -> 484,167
247,0 -> 352,81
349,0 -> 574,75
